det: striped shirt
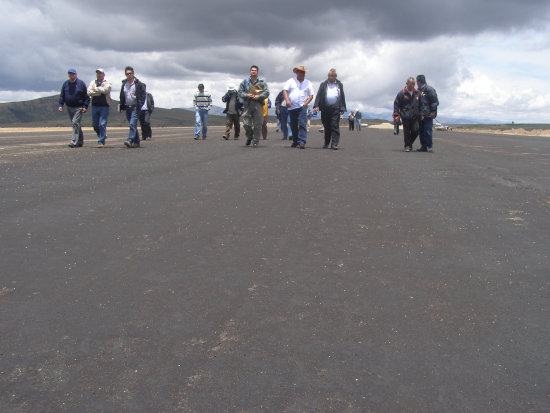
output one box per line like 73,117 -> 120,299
193,90 -> 212,110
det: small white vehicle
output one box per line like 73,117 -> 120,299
434,121 -> 452,131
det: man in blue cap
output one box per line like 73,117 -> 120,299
58,68 -> 90,147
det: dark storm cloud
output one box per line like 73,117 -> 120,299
1,0 -> 550,95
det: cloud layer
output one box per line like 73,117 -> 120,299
2,0 -> 550,122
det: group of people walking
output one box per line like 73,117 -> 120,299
58,67 -> 154,148
58,65 -> 439,152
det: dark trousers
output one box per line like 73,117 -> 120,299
348,119 -> 354,130
139,110 -> 152,139
321,106 -> 341,147
402,118 -> 419,148
419,117 -> 433,148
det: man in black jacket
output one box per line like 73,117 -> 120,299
58,68 -> 90,147
119,66 -> 146,148
313,69 -> 347,149
139,92 -> 154,140
222,85 -> 243,140
416,74 -> 439,152
393,77 -> 420,152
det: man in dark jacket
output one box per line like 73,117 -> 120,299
222,85 -> 243,140
416,74 -> 439,152
119,66 -> 146,148
393,77 -> 420,152
139,92 -> 154,140
313,68 -> 347,149
58,68 -> 90,147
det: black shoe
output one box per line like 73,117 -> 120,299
331,146 -> 338,150
222,135 -> 228,140
131,142 -> 140,148
234,136 -> 239,140
299,144 -> 305,149
322,145 -> 328,149
282,137 -> 288,140
416,147 -> 427,152
291,142 -> 298,148
68,143 -> 76,148
245,139 -> 252,146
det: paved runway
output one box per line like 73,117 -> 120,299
1,125 -> 549,412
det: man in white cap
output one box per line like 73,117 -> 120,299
87,68 -> 112,147
222,84 -> 243,140
283,65 -> 314,149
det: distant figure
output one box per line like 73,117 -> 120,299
222,84 -> 243,140
393,118 -> 401,135
314,68 -> 347,150
355,109 -> 362,131
193,83 -> 212,140
416,74 -> 439,153
58,68 -> 89,148
348,111 -> 355,131
87,68 -> 111,147
275,91 -> 291,140
238,65 -> 270,147
262,97 -> 271,139
393,77 -> 420,152
140,92 -> 154,140
283,65 -> 314,149
119,66 -> 146,148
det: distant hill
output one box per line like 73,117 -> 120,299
0,95 -> 230,127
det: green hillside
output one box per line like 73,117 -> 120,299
0,95 -> 229,127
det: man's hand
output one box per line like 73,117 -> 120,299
58,106 -> 63,112
420,115 -> 424,120
276,109 -> 280,115
82,108 -> 87,113
285,99 -> 291,107
429,112 -> 436,119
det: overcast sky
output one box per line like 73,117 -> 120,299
2,0 -> 550,122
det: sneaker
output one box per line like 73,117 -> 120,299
234,136 -> 239,140
124,141 -> 132,148
97,143 -> 105,148
404,146 -> 412,152
331,146 -> 338,150
68,143 -> 76,148
299,144 -> 305,149
245,139 -> 252,146
222,135 -> 228,140
427,147 -> 433,153
416,147 -> 427,152
252,143 -> 258,148
194,135 -> 200,140
291,142 -> 298,148
322,145 -> 328,149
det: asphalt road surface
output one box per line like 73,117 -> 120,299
1,125 -> 549,412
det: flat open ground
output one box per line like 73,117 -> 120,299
1,126 -> 549,412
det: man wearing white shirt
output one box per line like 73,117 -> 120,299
283,65 -> 314,149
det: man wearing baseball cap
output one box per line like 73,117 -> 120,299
222,84 -> 243,140
87,68 -> 112,147
283,66 -> 314,149
58,68 -> 90,147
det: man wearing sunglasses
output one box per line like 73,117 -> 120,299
119,66 -> 147,148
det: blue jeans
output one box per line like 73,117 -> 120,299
125,107 -> 140,144
92,105 -> 109,144
289,106 -> 307,145
195,109 -> 208,137
419,117 -> 433,148
356,118 -> 361,131
279,107 -> 289,138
